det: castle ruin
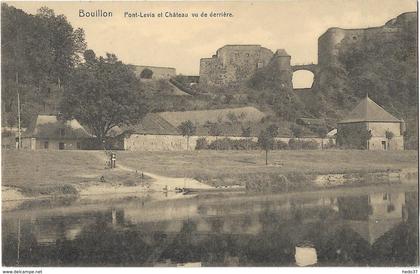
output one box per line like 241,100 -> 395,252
198,12 -> 416,88
199,45 -> 291,86
318,12 -> 416,66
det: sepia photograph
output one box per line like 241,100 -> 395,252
1,0 -> 419,270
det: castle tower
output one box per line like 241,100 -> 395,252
269,49 -> 293,90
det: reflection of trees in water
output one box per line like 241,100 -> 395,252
209,218 -> 224,233
241,231 -> 294,265
3,191 -> 417,266
371,223 -> 418,266
370,192 -> 418,266
337,196 -> 371,220
160,220 -> 199,263
55,218 -> 152,265
313,226 -> 373,265
2,220 -> 38,266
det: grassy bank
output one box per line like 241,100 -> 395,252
118,150 -> 417,186
2,150 -> 417,195
1,150 -> 151,196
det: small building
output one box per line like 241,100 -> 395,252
337,96 -> 405,150
21,115 -> 93,150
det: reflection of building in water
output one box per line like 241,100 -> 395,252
124,196 -> 341,237
9,208 -> 126,246
338,192 -> 406,244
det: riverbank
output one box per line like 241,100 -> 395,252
2,150 -> 417,201
117,150 -> 417,187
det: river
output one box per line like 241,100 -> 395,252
2,184 -> 418,266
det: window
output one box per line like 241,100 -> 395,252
44,141 -> 49,149
76,142 -> 81,149
59,128 -> 65,137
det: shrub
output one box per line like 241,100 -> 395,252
336,126 -> 371,149
208,138 -> 230,150
207,138 -> 258,150
195,138 -> 209,150
274,140 -> 288,150
288,139 -> 319,150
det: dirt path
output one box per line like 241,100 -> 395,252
2,152 -> 212,205
115,159 -> 213,191
94,151 -> 213,191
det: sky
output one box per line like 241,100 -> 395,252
5,0 -> 417,79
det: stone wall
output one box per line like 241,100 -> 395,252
367,121 -> 404,150
368,136 -> 404,151
317,12 -> 416,67
124,134 -> 333,151
367,122 -> 403,137
21,138 -> 83,150
131,65 -> 176,80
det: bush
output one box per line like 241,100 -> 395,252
195,138 -> 209,150
208,138 -> 258,150
273,140 -> 288,150
288,139 -> 319,150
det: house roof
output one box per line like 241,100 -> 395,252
23,115 -> 93,139
338,96 -> 402,124
127,113 -> 180,135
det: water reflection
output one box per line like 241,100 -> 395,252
2,188 -> 418,266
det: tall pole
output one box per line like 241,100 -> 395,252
17,219 -> 20,265
16,72 -> 21,149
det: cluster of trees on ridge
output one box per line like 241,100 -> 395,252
1,4 -> 147,141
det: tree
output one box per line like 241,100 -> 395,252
385,130 -> 394,150
258,124 -> 279,165
267,124 -> 279,137
178,120 -> 196,150
209,123 -> 222,137
60,51 -> 147,142
241,126 -> 252,137
336,126 -> 372,149
1,4 -> 87,127
290,124 -> 303,138
227,111 -> 238,125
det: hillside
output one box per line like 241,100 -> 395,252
2,4 -> 416,144
311,11 -> 418,148
158,107 -> 265,126
187,11 -> 418,144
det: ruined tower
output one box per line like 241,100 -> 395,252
199,45 -> 274,87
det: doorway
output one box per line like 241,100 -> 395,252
59,142 -> 65,150
381,141 -> 387,150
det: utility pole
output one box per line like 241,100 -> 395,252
17,219 -> 20,265
16,72 -> 21,149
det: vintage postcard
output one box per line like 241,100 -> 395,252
1,0 -> 418,270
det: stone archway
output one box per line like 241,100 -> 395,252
140,68 -> 153,79
292,70 -> 315,89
